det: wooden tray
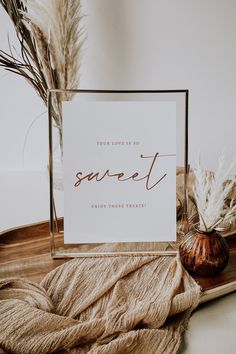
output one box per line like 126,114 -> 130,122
0,221 -> 235,304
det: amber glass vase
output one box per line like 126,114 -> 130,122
179,228 -> 229,277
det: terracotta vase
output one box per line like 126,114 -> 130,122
179,228 -> 229,277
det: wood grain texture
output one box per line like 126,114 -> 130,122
0,221 -> 66,283
0,221 -> 235,302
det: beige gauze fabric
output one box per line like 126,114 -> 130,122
0,254 -> 201,354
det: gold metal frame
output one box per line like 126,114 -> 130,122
48,89 -> 189,258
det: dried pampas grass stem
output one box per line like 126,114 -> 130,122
193,152 -> 236,232
0,0 -> 84,135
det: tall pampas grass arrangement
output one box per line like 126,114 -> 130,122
0,0 -> 84,141
193,152 -> 236,232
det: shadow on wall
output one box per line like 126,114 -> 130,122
82,0 -> 132,89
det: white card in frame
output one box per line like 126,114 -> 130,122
48,90 -> 189,258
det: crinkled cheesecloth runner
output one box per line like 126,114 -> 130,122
0,253 -> 201,354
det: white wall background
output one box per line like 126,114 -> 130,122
1,0 -> 236,172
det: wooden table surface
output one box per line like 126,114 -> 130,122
0,221 -> 236,304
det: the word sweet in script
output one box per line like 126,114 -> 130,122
74,152 -> 175,191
